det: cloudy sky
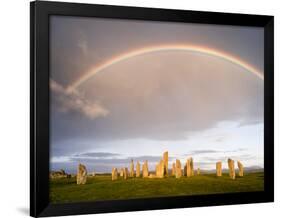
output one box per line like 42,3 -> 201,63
50,16 -> 264,173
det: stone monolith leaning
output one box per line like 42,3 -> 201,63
237,161 -> 244,177
77,163 -> 87,185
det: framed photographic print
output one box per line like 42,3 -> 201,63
30,1 -> 274,217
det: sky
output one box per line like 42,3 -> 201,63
50,15 -> 264,174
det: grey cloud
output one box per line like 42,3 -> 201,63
74,152 -> 120,158
51,53 -> 264,143
185,150 -> 221,156
70,155 -> 173,163
50,79 -> 109,120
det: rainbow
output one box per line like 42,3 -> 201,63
66,44 -> 264,93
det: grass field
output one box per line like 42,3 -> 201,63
50,172 -> 264,203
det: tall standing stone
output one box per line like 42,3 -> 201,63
197,168 -> 200,175
237,161 -> 244,177
186,158 -> 192,177
190,158 -> 194,176
142,160 -> 149,178
130,159 -> 134,177
156,159 -> 164,178
163,151 -> 169,176
112,168 -> 118,180
119,168 -> 124,177
183,164 -> 187,176
136,161 -> 140,177
175,159 -> 182,178
172,163 -> 176,176
124,167 -> 128,180
216,161 -> 222,177
228,158 -> 235,179
77,163 -> 87,185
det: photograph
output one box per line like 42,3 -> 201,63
49,15 -> 264,204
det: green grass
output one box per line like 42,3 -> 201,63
50,172 -> 264,204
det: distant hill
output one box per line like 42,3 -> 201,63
200,166 -> 263,174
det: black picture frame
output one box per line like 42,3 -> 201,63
30,1 -> 274,217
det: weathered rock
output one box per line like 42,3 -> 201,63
142,160 -> 149,178
175,159 -> 182,178
91,171 -> 95,177
156,159 -> 164,178
119,168 -> 124,177
163,151 -> 169,176
124,168 -> 129,179
50,169 -> 69,179
190,158 -> 194,176
237,161 -> 244,177
112,168 -> 118,181
183,164 -> 187,176
216,161 -> 222,177
197,168 -> 200,175
186,158 -> 193,177
77,164 -> 87,185
172,162 -> 176,176
228,158 -> 235,179
136,161 -> 140,177
130,159 -> 134,177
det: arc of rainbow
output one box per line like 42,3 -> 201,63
66,44 -> 263,93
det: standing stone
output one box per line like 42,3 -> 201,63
136,161 -> 140,177
123,168 -> 129,180
163,151 -> 169,176
190,158 -> 194,176
175,159 -> 182,178
172,162 -> 176,176
186,158 -> 192,177
142,160 -> 149,178
130,159 -> 134,177
216,161 -> 222,177
197,168 -> 200,175
112,168 -> 118,181
77,163 -> 87,185
228,158 -> 235,179
156,159 -> 164,178
119,168 -> 124,177
237,161 -> 244,177
183,164 -> 187,176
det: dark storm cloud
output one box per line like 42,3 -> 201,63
51,53 -> 263,144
